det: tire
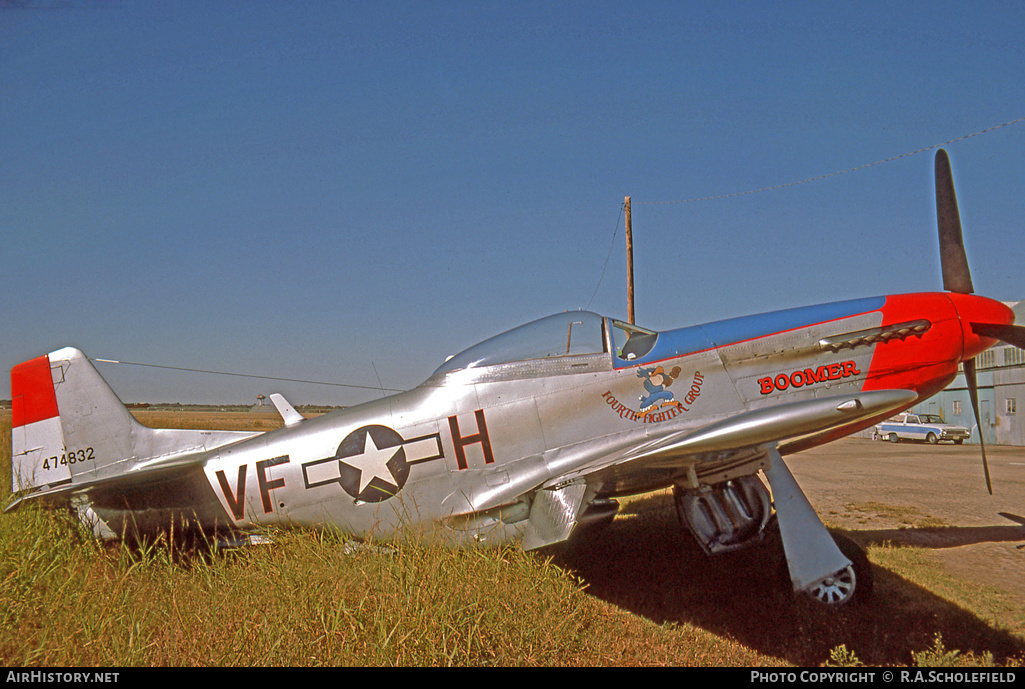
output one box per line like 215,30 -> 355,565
889,433 -> 899,443
927,432 -> 938,444
803,533 -> 873,606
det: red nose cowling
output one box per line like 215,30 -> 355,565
946,292 -> 1016,362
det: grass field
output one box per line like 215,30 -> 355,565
1,409 -> 1023,666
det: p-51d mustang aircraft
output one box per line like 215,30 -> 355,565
9,150 -> 1025,606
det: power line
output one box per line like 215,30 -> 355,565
91,358 -> 405,393
584,202 -> 624,311
635,116 -> 1025,205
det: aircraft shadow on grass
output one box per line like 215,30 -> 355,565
548,492 -> 1025,667
856,523 -> 1025,550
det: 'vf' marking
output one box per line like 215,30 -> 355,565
215,455 -> 290,521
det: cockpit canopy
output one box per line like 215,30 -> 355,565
433,311 -> 659,375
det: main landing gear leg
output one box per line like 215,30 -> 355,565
763,445 -> 863,606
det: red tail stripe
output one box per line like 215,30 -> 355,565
11,355 -> 59,428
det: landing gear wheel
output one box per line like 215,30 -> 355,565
806,566 -> 857,605
803,533 -> 873,606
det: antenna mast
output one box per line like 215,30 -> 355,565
625,196 -> 635,324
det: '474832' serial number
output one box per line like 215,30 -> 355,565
42,448 -> 95,470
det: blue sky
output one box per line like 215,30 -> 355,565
2,1 -> 1024,405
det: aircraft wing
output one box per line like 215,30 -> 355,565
499,388 -> 915,581
553,387 -> 914,490
595,388 -> 917,476
457,388 -> 916,525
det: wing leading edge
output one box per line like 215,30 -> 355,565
553,388 -> 917,489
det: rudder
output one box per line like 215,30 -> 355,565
11,347 -> 146,492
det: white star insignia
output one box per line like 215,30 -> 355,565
340,432 -> 401,495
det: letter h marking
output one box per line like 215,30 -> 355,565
448,410 -> 495,470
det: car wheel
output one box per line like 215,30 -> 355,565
927,432 -> 938,444
889,433 -> 899,443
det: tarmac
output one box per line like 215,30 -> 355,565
788,437 -> 1025,611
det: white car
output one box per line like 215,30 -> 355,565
874,413 -> 971,444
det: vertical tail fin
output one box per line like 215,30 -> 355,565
12,347 -> 147,492
11,347 -> 262,498
12,353 -> 68,492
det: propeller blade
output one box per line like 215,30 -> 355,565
936,149 -> 974,295
963,358 -> 993,495
972,322 -> 1025,350
935,151 -> 998,495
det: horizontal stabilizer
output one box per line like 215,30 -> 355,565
4,445 -> 210,513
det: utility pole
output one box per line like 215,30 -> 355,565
625,196 -> 635,324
